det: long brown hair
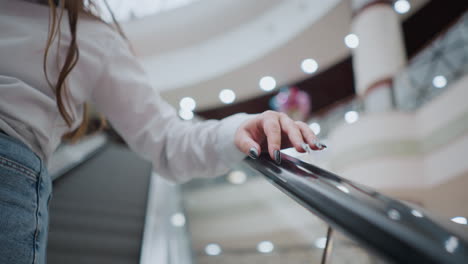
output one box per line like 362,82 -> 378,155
43,0 -> 125,142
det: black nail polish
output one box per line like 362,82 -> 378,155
315,140 -> 327,150
249,147 -> 259,159
274,150 -> 281,164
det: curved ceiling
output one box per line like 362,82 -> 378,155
124,0 -> 283,56
123,0 -> 344,110
123,0 -> 428,111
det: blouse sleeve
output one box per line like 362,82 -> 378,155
91,35 -> 252,183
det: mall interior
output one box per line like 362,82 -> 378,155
45,0 -> 468,263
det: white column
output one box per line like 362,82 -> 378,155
351,0 -> 407,112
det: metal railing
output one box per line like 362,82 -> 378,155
244,153 -> 468,264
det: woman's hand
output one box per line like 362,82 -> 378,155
234,111 -> 326,163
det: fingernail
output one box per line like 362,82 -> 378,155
301,142 -> 312,153
249,147 -> 259,159
316,142 -> 327,149
274,150 -> 281,164
313,140 -> 327,149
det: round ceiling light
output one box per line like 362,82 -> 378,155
394,0 -> 411,14
344,111 -> 359,124
205,243 -> 222,256
433,75 -> 447,88
344,34 -> 359,49
219,89 -> 236,104
259,76 -> 277,91
179,109 -> 194,120
179,97 -> 196,111
227,170 -> 247,184
171,213 -> 186,227
315,237 -> 327,249
257,241 -> 274,253
301,58 -> 319,74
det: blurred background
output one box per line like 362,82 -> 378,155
46,0 -> 468,263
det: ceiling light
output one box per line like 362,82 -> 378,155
309,122 -> 321,135
205,243 -> 222,256
315,237 -> 327,249
227,170 -> 247,184
179,97 -> 196,111
344,111 -> 359,124
451,216 -> 467,225
344,34 -> 359,49
171,213 -> 186,227
301,58 -> 318,74
394,0 -> 411,14
433,75 -> 447,88
257,241 -> 274,253
179,109 -> 194,121
259,76 -> 277,91
219,89 -> 236,104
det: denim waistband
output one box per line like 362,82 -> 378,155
0,131 -> 41,174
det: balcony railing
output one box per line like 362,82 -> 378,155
394,12 -> 468,111
307,12 -> 468,139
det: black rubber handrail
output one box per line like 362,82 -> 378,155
244,153 -> 468,264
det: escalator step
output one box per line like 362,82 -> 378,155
47,144 -> 152,264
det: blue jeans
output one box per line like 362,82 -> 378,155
0,132 -> 51,264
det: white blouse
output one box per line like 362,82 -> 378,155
0,0 -> 251,182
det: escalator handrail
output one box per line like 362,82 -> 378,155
244,153 -> 468,264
